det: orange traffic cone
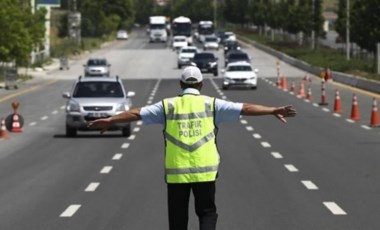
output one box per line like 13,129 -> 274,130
281,75 -> 288,90
0,118 -> 8,140
350,94 -> 360,121
319,80 -> 328,106
306,87 -> 312,101
370,98 -> 379,127
11,113 -> 22,132
298,81 -> 305,97
333,90 -> 342,113
290,81 -> 296,94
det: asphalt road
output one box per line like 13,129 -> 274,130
0,29 -> 380,230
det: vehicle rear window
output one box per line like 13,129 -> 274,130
182,49 -> 196,53
229,53 -> 248,59
205,37 -> 218,42
73,82 -> 124,98
194,53 -> 214,60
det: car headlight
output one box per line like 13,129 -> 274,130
67,100 -> 80,112
249,76 -> 256,80
116,103 -> 128,112
209,62 -> 217,68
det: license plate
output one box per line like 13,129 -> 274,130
87,113 -> 108,118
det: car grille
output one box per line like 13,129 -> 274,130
234,78 -> 247,82
83,106 -> 113,111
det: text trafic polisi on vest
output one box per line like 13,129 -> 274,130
177,120 -> 202,137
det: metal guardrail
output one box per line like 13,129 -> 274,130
238,35 -> 380,95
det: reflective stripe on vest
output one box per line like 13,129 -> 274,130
163,95 -> 219,183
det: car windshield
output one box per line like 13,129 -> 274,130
73,82 -> 124,98
205,37 -> 218,42
87,59 -> 107,66
227,65 -> 252,71
194,53 -> 214,60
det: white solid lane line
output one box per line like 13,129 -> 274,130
100,166 -> 113,174
112,153 -> 123,160
284,164 -> 299,172
301,180 -> 319,190
323,202 -> 347,215
85,182 -> 100,192
60,204 -> 81,217
271,152 -> 283,159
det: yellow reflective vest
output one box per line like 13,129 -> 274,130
163,94 -> 219,183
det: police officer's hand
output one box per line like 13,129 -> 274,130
87,117 -> 112,134
273,105 -> 296,123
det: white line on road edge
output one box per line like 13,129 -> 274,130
133,127 -> 140,132
100,166 -> 113,174
261,142 -> 271,148
29,122 -> 37,126
60,204 -> 81,217
85,182 -> 100,192
121,143 -> 130,149
128,134 -> 136,140
271,152 -> 283,159
301,180 -> 319,190
112,153 -> 123,160
284,164 -> 299,172
41,116 -> 48,120
323,202 -> 347,215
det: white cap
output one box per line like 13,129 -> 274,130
181,66 -> 203,84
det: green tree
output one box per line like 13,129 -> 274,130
351,0 -> 380,53
0,0 -> 45,65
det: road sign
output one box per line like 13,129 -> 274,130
36,0 -> 61,7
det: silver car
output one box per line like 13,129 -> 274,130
63,76 -> 135,137
83,58 -> 111,77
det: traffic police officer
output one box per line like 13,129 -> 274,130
88,66 -> 296,230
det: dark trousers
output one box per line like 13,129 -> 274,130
167,181 -> 218,230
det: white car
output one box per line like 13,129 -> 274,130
222,61 -> 258,90
177,46 -> 199,68
116,30 -> 128,40
203,36 -> 219,50
172,36 -> 188,51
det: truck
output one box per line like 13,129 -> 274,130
149,16 -> 168,43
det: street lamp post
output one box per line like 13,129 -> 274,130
214,0 -> 217,28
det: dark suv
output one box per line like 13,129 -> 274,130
224,40 -> 241,55
191,52 -> 218,76
224,50 -> 250,67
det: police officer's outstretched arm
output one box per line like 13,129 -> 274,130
241,103 -> 296,123
87,108 -> 142,134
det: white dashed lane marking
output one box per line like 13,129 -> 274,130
60,204 -> 81,217
133,127 -> 140,132
52,110 -> 58,114
121,143 -> 130,149
100,166 -> 113,174
271,152 -> 283,159
246,126 -> 253,131
260,142 -> 271,148
240,120 -> 248,124
136,121 -> 143,126
85,182 -> 100,192
323,202 -> 347,215
128,134 -> 136,140
112,153 -> 123,160
29,122 -> 37,126
41,116 -> 48,120
253,134 -> 262,139
284,164 -> 299,172
301,180 -> 319,190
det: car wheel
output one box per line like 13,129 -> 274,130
213,71 -> 218,77
178,64 -> 181,69
122,124 -> 131,137
66,124 -> 77,137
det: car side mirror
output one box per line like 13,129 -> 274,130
127,91 -> 136,98
62,92 -> 71,98
221,69 -> 225,74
